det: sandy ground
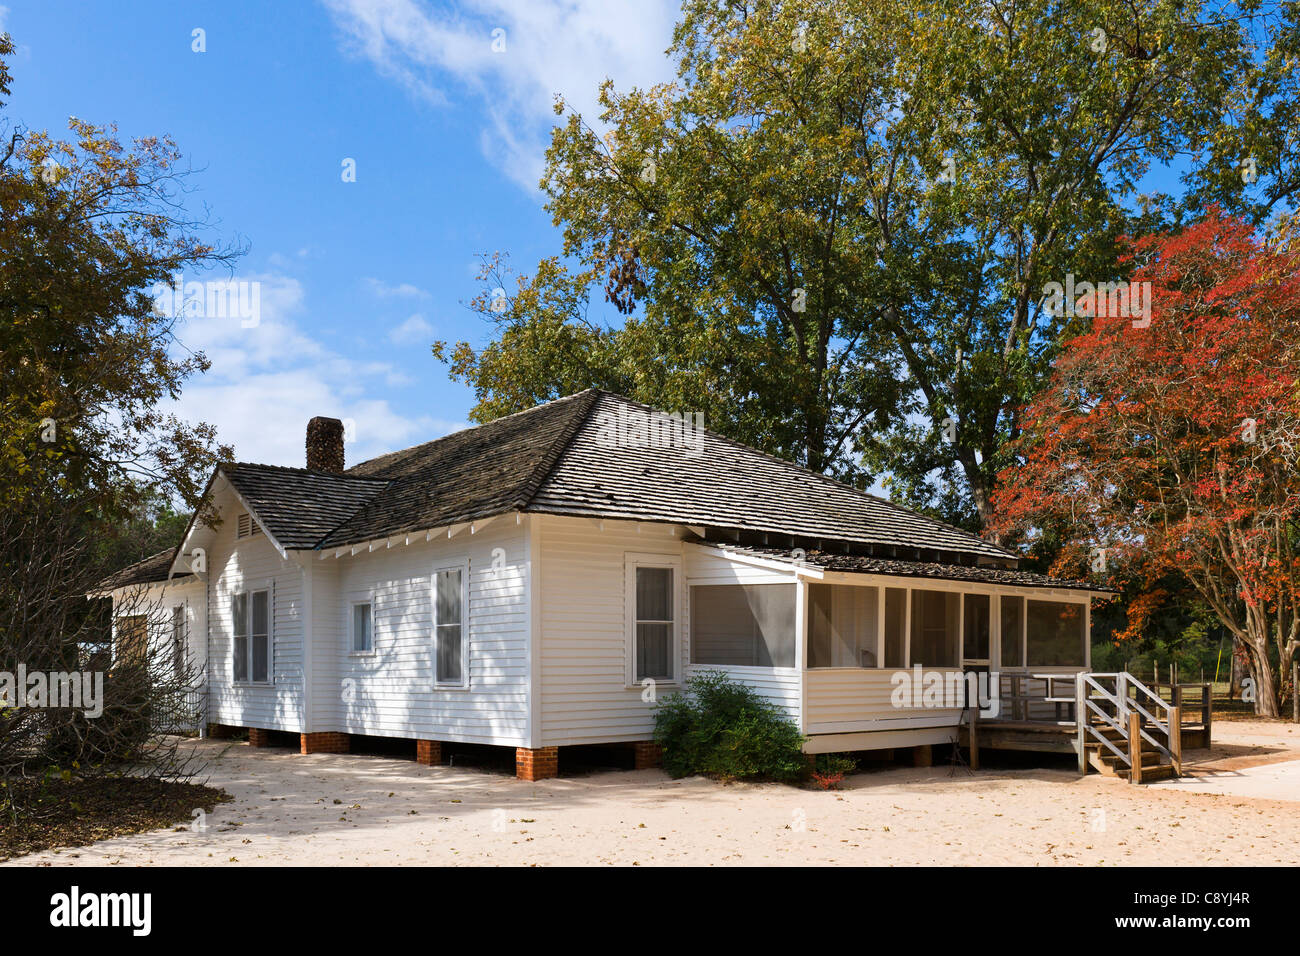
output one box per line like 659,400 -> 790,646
10,719 -> 1300,867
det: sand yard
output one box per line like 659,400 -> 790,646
10,719 -> 1299,867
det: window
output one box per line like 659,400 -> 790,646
808,584 -> 878,667
1000,596 -> 1024,668
628,558 -> 677,682
115,615 -> 147,666
236,512 -> 261,539
232,589 -> 270,683
883,588 -> 907,667
1026,600 -> 1086,666
171,605 -> 186,678
693,584 -> 795,668
351,601 -> 373,653
963,593 -> 990,661
434,566 -> 466,686
910,590 -> 960,667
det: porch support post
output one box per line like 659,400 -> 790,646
1128,712 -> 1142,785
1076,675 -> 1088,775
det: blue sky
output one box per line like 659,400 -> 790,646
2,0 -> 679,466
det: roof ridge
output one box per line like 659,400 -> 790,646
510,389 -> 603,511
345,389 -> 599,476
228,460 -> 390,482
588,392 -> 1014,559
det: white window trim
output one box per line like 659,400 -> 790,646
231,583 -> 274,686
347,596 -> 376,656
433,560 -> 470,689
170,602 -> 187,678
625,552 -> 683,688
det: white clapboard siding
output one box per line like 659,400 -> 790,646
804,668 -> 964,734
683,663 -> 802,721
319,520 -> 530,746
538,516 -> 687,746
206,513 -> 305,733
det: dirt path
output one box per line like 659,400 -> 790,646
9,720 -> 1299,866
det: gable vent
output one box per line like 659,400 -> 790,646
236,512 -> 261,539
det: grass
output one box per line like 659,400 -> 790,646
0,776 -> 230,861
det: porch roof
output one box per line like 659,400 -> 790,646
704,543 -> 1115,594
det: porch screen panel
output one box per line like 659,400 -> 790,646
691,584 -> 794,668
910,590 -> 960,667
963,593 -> 990,660
809,585 -> 879,667
1000,596 -> 1024,667
884,588 -> 906,667
1026,600 -> 1086,666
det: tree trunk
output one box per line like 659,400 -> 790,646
1242,628 -> 1280,717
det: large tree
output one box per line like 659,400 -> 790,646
0,34 -> 234,779
439,0 -> 1292,530
991,211 -> 1300,716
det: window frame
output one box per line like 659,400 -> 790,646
625,552 -> 683,687
171,603 -> 187,679
231,585 -> 273,685
349,598 -> 375,655
432,560 -> 469,689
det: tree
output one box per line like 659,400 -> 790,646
991,210 -> 1300,716
439,0 -> 1291,530
0,34 -> 234,781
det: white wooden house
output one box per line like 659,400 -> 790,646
99,390 -> 1125,780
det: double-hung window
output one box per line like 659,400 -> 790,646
351,601 -> 373,653
232,588 -> 270,683
627,555 -> 680,683
434,565 -> 467,687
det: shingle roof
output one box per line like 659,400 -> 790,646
94,548 -> 192,592
529,392 -> 1014,561
222,462 -> 390,550
320,389 -> 598,548
102,390 -> 1037,585
702,543 -> 1110,593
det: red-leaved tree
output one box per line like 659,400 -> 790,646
992,211 -> 1300,716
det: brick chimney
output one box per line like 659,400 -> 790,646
306,416 -> 345,474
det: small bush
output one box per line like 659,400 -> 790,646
653,671 -> 808,783
811,752 -> 857,790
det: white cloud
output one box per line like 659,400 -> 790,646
321,0 -> 679,192
388,312 -> 435,343
165,272 -> 460,467
365,276 -> 431,299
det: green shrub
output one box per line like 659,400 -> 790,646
653,671 -> 808,783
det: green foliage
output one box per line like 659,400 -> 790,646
438,0 -> 1294,532
653,671 -> 808,783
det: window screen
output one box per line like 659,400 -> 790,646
808,585 -> 878,667
691,584 -> 795,668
